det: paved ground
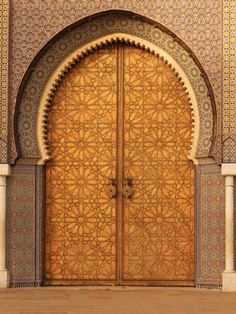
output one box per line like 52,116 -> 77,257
0,287 -> 236,314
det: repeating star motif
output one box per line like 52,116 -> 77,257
46,46 -> 117,281
123,46 -> 194,281
46,44 -> 194,283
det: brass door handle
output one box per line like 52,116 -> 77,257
122,178 -> 134,198
107,178 -> 117,198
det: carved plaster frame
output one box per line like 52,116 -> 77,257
38,33 -> 199,165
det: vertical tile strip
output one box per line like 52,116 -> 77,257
223,1 -> 236,162
35,165 -> 44,286
196,164 -> 225,287
7,165 -> 36,287
195,165 -> 201,287
0,0 -> 9,163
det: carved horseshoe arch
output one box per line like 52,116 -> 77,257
15,11 -> 216,165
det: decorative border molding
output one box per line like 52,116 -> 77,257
223,1 -> 236,162
15,12 -> 216,165
37,34 -> 199,165
0,164 -> 11,176
0,0 -> 9,163
221,163 -> 236,176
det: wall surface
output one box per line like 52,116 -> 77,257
0,0 -> 9,163
223,1 -> 236,162
0,0 -> 235,288
9,0 -> 223,162
7,165 -> 36,286
7,165 -> 44,287
196,164 -> 225,287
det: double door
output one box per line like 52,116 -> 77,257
45,44 -> 195,286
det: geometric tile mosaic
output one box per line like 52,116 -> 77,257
2,0 -> 232,288
6,165 -> 38,287
9,0 -> 223,163
223,0 -> 236,162
15,12 -> 215,164
0,0 -> 9,163
196,164 -> 225,288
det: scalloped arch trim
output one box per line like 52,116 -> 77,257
37,33 -> 199,164
16,11 -> 215,164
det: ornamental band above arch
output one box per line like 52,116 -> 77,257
15,11 -> 216,165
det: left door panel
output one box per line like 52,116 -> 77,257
45,46 -> 118,285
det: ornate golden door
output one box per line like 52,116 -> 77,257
45,44 -> 195,286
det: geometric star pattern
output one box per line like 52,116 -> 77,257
45,44 -> 194,285
46,46 -> 117,282
123,46 -> 195,283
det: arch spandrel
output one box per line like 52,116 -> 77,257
15,11 -> 216,165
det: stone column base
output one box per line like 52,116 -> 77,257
0,270 -> 9,288
222,272 -> 236,291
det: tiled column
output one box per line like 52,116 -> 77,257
0,164 -> 10,288
222,164 -> 236,291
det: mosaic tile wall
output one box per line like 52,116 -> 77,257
15,12 -> 215,162
6,165 -> 43,287
223,1 -> 236,162
9,0 -> 223,163
0,0 -> 9,163
6,164 -> 227,287
196,164 -> 225,287
1,0 -> 235,287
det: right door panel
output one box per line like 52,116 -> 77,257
122,45 -> 195,285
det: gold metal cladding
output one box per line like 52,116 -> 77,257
45,45 -> 118,282
45,44 -> 195,284
122,45 -> 194,283
116,45 -> 124,284
37,33 -> 199,165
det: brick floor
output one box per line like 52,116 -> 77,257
0,287 -> 236,314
